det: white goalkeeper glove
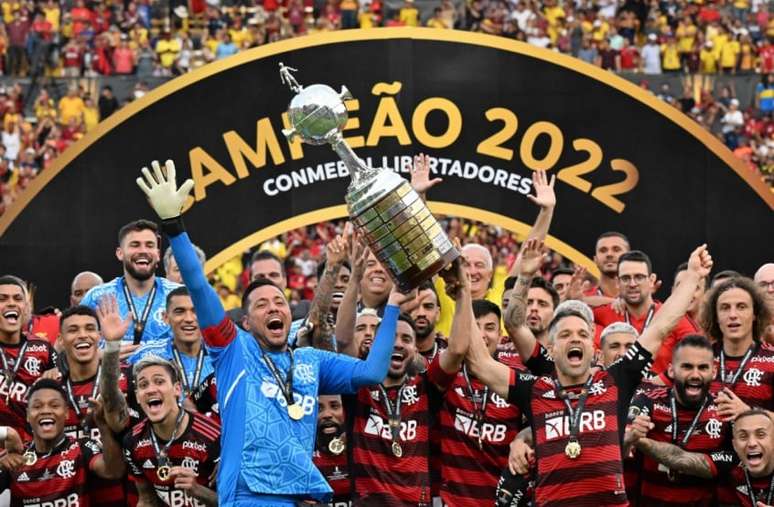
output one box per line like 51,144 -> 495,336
136,160 -> 194,220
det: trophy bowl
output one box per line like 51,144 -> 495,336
286,84 -> 351,146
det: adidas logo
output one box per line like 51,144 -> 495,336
16,472 -> 29,482
142,460 -> 155,469
542,390 -> 556,399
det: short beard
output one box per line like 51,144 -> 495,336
316,422 -> 344,449
674,379 -> 710,409
415,325 -> 434,340
124,260 -> 156,281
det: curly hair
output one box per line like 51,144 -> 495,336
700,277 -> 771,343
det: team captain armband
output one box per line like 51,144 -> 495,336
202,316 -> 237,348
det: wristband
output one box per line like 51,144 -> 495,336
0,426 -> 7,441
104,341 -> 121,353
161,217 -> 186,237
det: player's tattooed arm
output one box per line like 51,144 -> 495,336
302,235 -> 346,351
504,239 -> 543,359
96,295 -> 131,432
635,438 -> 713,479
136,478 -> 164,507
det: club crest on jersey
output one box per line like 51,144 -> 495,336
181,457 -> 199,475
743,367 -> 764,387
544,410 -> 606,440
23,357 -> 41,376
294,363 -> 316,385
401,385 -> 420,405
490,392 -> 509,408
56,459 -> 76,479
153,308 -> 165,325
588,381 -> 607,396
705,418 -> 722,439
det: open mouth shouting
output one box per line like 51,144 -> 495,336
747,450 -> 764,468
265,315 -> 286,340
144,397 -> 165,418
319,420 -> 340,435
566,346 -> 584,367
331,291 -> 345,304
390,351 -> 406,370
684,380 -> 704,398
37,417 -> 56,434
1,309 -> 20,326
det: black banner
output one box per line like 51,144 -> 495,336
1,29 -> 771,308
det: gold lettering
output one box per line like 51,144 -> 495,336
189,147 -> 237,201
223,118 -> 286,178
520,121 -> 563,171
281,112 -> 305,160
366,82 -> 411,146
477,108 -> 518,161
412,98 -> 462,149
343,99 -> 365,149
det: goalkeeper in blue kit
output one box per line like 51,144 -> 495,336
136,160 -> 406,506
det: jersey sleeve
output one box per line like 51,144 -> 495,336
80,437 -> 104,472
506,369 -> 536,412
318,304 -> 399,394
190,373 -> 218,414
122,433 -> 143,477
706,448 -> 739,478
426,352 -> 458,391
168,231 -> 234,358
607,341 -> 654,404
627,389 -> 655,421
524,342 -> 555,377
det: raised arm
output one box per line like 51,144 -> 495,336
136,160 -> 230,346
89,398 -> 128,480
504,239 -> 542,359
635,438 -> 714,479
637,245 -> 713,356
508,171 -> 555,277
96,295 -> 132,433
298,235 -> 347,350
335,234 -> 367,356
438,258 -> 473,375
465,302 -> 512,400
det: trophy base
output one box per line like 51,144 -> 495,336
347,171 -> 459,292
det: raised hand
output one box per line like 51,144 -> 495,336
96,295 -> 133,342
566,265 -> 588,301
715,387 -> 750,422
628,413 -> 654,444
687,244 -> 713,280
136,159 -> 195,220
518,238 -> 544,277
348,229 -> 369,282
326,234 -> 348,266
526,170 -> 556,209
410,153 -> 442,195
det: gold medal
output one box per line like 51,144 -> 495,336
23,450 -> 36,466
157,465 -> 171,482
565,440 -> 581,459
391,441 -> 403,458
328,437 -> 345,455
288,403 -> 304,420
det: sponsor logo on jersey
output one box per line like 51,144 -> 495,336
544,410 -> 607,441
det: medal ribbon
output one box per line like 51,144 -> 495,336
65,364 -> 102,431
171,345 -> 205,394
121,277 -> 158,345
743,469 -> 774,507
720,343 -> 758,387
463,364 -> 489,423
669,392 -> 709,447
1,340 -> 29,379
260,347 -> 297,409
377,382 -> 408,444
149,407 -> 186,467
555,375 -> 595,444
624,304 -> 656,330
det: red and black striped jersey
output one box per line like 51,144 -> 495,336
0,336 -> 57,440
347,364 -> 441,505
713,342 -> 774,411
0,436 -> 100,507
63,363 -> 138,507
418,333 -> 446,498
628,387 -> 728,506
428,351 -> 525,507
189,372 -> 219,424
507,341 -> 653,506
705,450 -> 772,507
313,444 -> 351,507
123,410 -> 220,506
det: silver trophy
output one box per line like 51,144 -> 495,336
280,63 -> 459,292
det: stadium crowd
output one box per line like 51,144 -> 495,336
0,0 -> 773,216
0,155 -> 771,506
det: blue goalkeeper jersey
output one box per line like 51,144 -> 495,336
81,276 -> 180,344
167,229 -> 398,506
